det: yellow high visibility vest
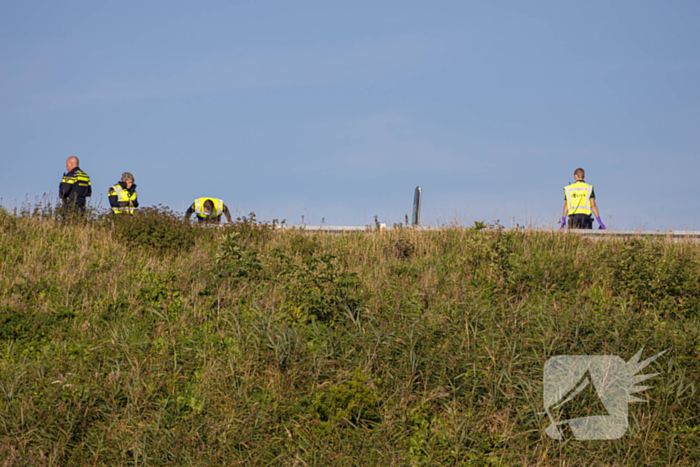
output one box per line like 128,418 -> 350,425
194,198 -> 224,218
109,184 -> 137,214
564,181 -> 593,216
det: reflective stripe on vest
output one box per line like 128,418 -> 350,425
62,169 -> 91,188
110,184 -> 135,214
194,198 -> 224,218
564,182 -> 593,216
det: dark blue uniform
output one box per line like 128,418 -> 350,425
59,167 -> 92,210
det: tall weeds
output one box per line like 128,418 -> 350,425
0,208 -> 698,465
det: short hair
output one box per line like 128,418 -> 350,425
67,155 -> 79,166
574,168 -> 585,179
203,199 -> 215,211
121,172 -> 134,182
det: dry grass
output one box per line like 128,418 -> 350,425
0,208 -> 699,465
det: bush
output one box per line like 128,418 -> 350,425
229,212 -> 283,244
274,251 -> 362,324
112,205 -> 202,254
311,368 -> 381,425
607,239 -> 700,315
214,231 -> 263,280
1,212 -> 699,465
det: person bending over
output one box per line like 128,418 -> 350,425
185,197 -> 233,224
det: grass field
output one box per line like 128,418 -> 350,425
0,206 -> 698,466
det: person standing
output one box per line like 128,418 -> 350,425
561,168 -> 606,229
108,172 -> 139,214
184,197 -> 233,224
59,155 -> 92,213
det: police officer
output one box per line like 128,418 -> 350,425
184,197 -> 233,224
108,172 -> 139,214
59,155 -> 92,212
561,168 -> 606,229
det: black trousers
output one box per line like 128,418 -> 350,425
568,214 -> 593,229
197,215 -> 222,224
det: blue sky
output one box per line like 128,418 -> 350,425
1,1 -> 699,229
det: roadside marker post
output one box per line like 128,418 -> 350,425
412,186 -> 422,227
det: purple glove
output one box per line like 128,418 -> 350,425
596,216 -> 606,230
561,216 -> 567,229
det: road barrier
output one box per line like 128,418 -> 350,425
209,223 -> 700,241
274,225 -> 700,240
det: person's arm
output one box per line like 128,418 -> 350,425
184,203 -> 196,220
590,198 -> 606,229
108,187 -> 120,208
222,204 -> 232,223
59,176 -> 73,201
561,200 -> 568,228
130,191 -> 139,208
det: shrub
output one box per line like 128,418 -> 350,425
214,231 -> 263,280
274,251 -> 362,324
111,205 -> 202,254
229,212 -> 283,244
607,239 -> 700,315
311,368 -> 381,425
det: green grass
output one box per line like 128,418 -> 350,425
0,207 -> 698,466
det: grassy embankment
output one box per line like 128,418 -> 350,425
0,207 -> 699,466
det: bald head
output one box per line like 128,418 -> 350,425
66,156 -> 79,172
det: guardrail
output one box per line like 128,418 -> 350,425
282,224 -> 388,233
558,229 -> 700,241
210,223 -> 700,241
275,225 -> 700,240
